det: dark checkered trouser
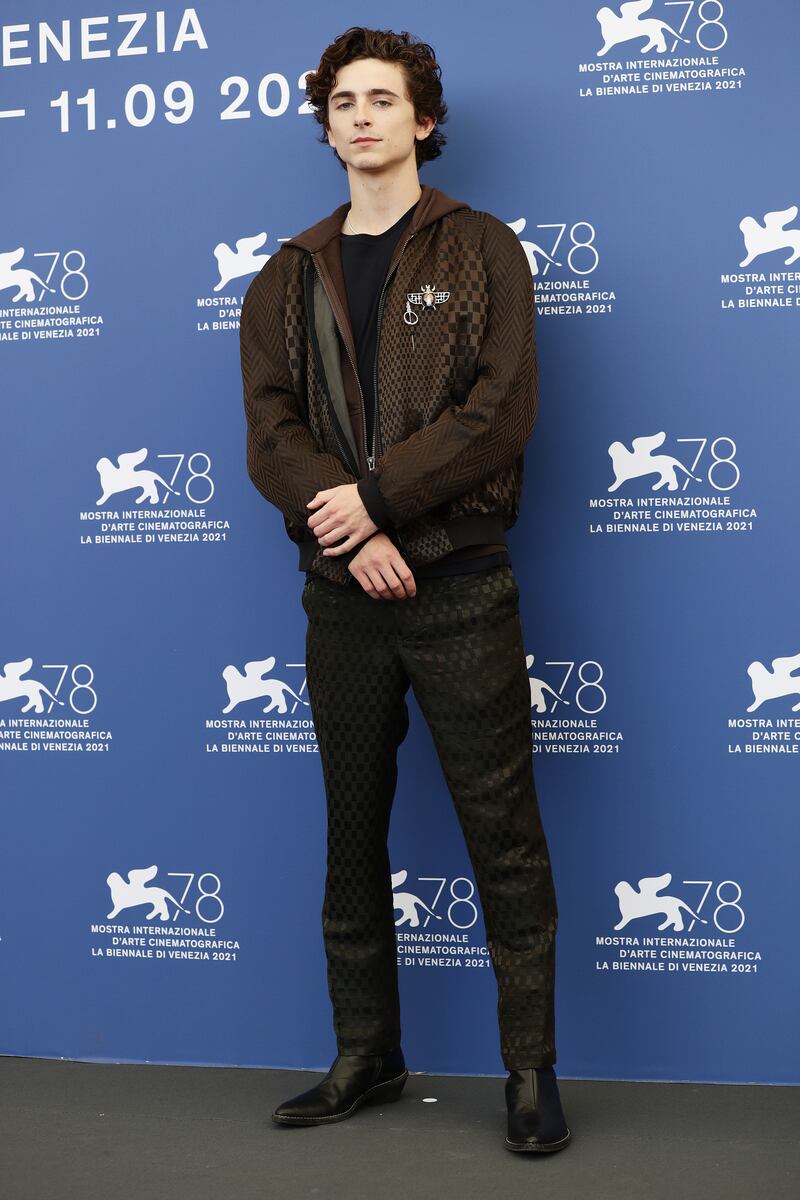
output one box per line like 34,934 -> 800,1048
301,564 -> 558,1070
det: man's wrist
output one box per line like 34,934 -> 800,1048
357,473 -> 391,529
342,527 -> 382,564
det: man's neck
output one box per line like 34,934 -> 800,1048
342,172 -> 423,236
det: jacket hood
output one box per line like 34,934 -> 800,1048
283,183 -> 471,252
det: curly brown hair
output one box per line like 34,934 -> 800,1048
304,26 -> 448,170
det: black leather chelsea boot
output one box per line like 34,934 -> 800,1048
271,1046 -> 408,1126
504,1066 -> 572,1152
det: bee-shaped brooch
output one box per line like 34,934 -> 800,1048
404,282 -> 450,326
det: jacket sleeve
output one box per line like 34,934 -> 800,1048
369,215 -> 538,528
239,249 -> 357,532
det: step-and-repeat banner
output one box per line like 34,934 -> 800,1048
1,2 -> 797,1084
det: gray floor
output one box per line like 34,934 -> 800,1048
1,1056 -> 797,1200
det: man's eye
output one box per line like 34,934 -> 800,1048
335,99 -> 391,109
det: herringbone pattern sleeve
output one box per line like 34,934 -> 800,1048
239,250 -> 354,531
373,215 -> 538,527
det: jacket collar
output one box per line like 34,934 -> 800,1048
283,182 -> 470,252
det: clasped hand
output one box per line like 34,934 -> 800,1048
306,483 -> 377,555
308,484 -> 416,599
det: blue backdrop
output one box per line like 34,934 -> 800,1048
1,1 -> 798,1084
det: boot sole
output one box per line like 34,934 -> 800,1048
504,1126 -> 572,1153
271,1070 -> 409,1126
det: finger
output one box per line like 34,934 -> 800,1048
304,499 -> 333,523
366,567 -> 395,599
322,533 -> 359,556
370,563 -> 405,600
392,566 -> 417,599
308,513 -> 342,537
359,568 -> 384,599
306,495 -> 326,509
379,563 -> 412,599
310,516 -> 341,540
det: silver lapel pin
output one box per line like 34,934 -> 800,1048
405,282 -> 449,324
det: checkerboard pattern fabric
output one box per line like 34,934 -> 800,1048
302,564 -> 558,1069
240,197 -> 537,584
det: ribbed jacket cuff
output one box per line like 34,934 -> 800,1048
357,473 -> 391,529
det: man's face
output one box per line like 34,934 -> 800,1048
325,57 -> 434,173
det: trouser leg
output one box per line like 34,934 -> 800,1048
302,576 -> 411,1055
397,566 -> 558,1069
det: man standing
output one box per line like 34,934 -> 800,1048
239,27 -> 571,1153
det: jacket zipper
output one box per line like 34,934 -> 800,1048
310,231 -> 418,560
312,231 -> 418,474
371,231 -> 417,470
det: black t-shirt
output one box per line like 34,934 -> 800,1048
338,200 -> 510,580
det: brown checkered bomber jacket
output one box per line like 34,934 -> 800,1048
239,182 -> 538,586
